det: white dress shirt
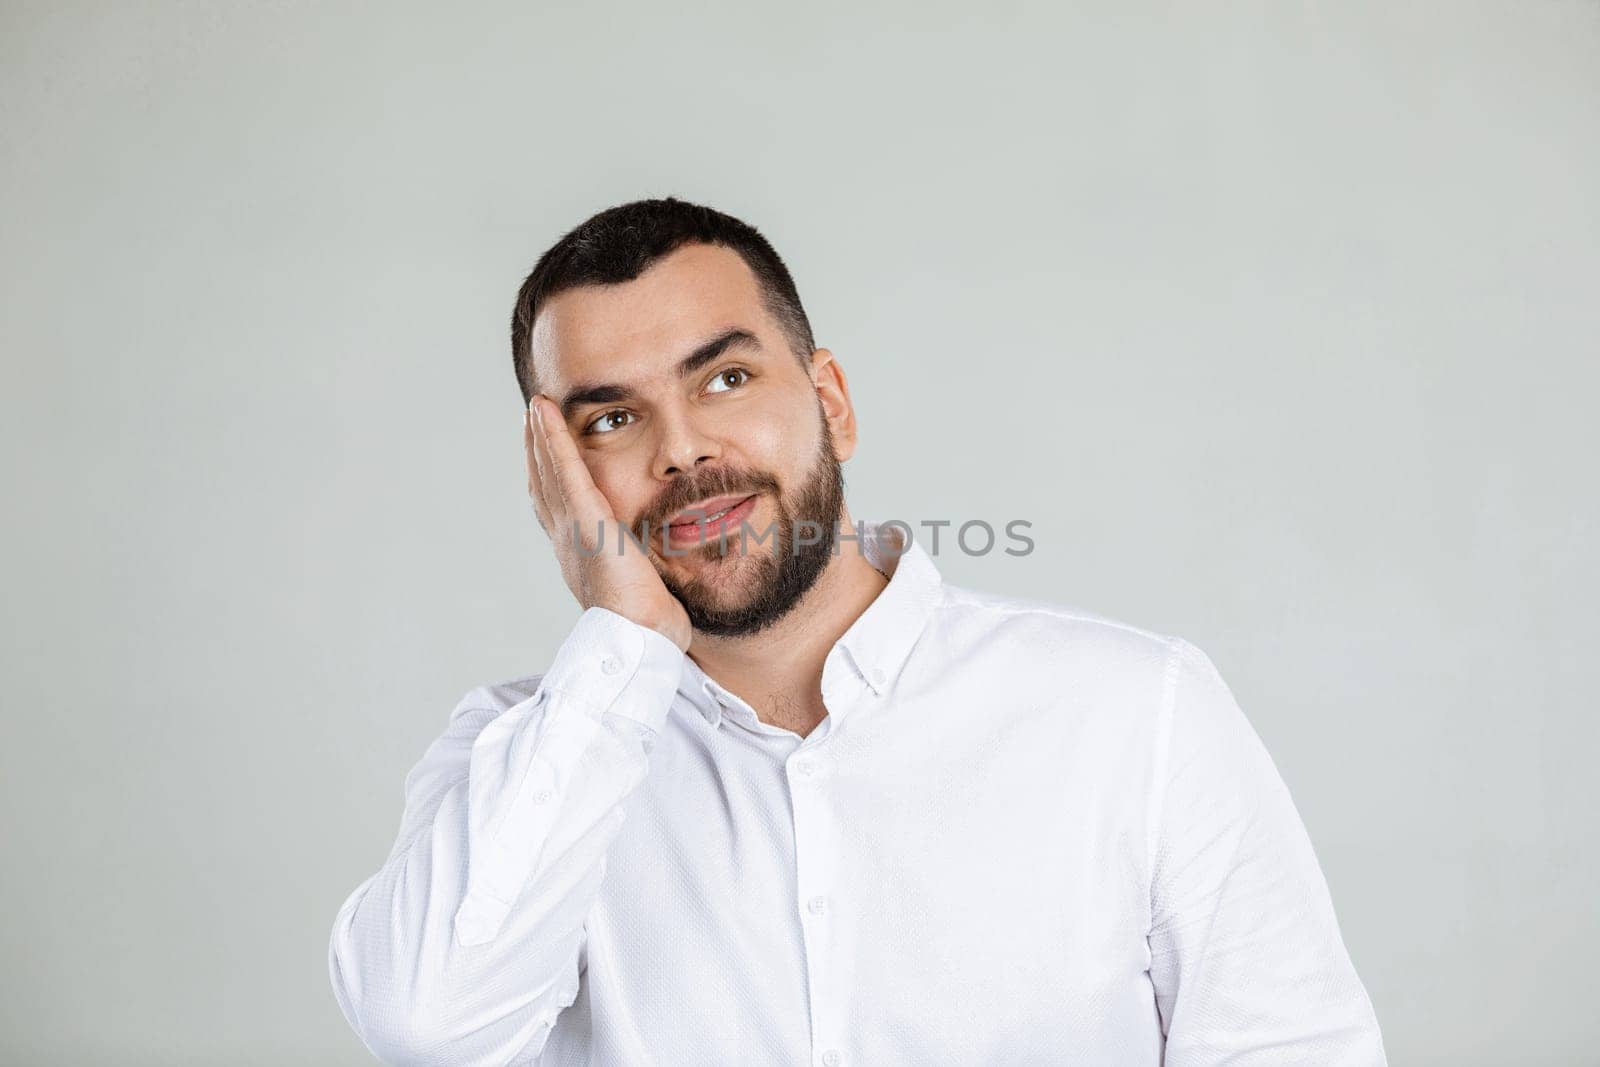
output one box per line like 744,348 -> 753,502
329,520 -> 1386,1065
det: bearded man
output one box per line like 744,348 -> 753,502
328,197 -> 1386,1066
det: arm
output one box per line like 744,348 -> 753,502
1147,638 -> 1387,1065
327,605 -> 683,1064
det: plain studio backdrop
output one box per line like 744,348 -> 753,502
2,2 -> 1595,1063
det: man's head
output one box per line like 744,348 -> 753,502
510,198 -> 859,637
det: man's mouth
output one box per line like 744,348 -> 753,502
664,494 -> 759,547
668,494 -> 756,528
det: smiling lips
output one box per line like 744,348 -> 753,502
668,494 -> 755,528
664,493 -> 759,547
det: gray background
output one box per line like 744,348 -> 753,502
3,1 -> 1595,1063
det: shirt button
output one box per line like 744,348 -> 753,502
531,789 -> 553,804
807,895 -> 829,915
822,1050 -> 843,1067
600,655 -> 622,675
793,758 -> 814,778
868,667 -> 886,688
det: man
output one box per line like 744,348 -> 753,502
328,197 -> 1386,1065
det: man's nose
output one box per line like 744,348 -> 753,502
652,409 -> 720,478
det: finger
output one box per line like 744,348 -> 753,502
531,395 -> 616,526
523,400 -> 555,535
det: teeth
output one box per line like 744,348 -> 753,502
681,498 -> 743,525
688,502 -> 742,524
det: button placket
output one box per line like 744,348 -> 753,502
788,744 -> 838,1065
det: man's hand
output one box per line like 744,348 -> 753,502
525,394 -> 693,652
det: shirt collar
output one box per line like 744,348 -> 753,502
678,520 -> 944,730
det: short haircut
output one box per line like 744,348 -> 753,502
510,197 -> 816,404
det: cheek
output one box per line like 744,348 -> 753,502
735,404 -> 812,468
584,455 -> 648,516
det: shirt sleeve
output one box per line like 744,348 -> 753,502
327,605 -> 684,1066
1146,638 -> 1388,1066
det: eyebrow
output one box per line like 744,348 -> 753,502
557,327 -> 763,422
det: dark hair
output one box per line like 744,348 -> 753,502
509,197 -> 816,404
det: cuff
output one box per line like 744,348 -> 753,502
537,606 -> 685,733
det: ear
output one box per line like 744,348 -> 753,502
808,348 -> 858,462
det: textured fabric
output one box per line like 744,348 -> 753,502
329,520 -> 1386,1066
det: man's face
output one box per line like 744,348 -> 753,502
529,242 -> 857,636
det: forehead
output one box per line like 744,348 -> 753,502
529,242 -> 773,393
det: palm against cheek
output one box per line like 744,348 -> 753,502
522,395 -> 692,651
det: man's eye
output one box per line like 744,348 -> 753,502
585,410 -> 636,435
706,367 -> 751,394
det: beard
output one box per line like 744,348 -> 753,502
640,411 -> 845,639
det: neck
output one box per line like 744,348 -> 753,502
686,511 -> 888,736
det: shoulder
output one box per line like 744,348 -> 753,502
931,579 -> 1186,680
